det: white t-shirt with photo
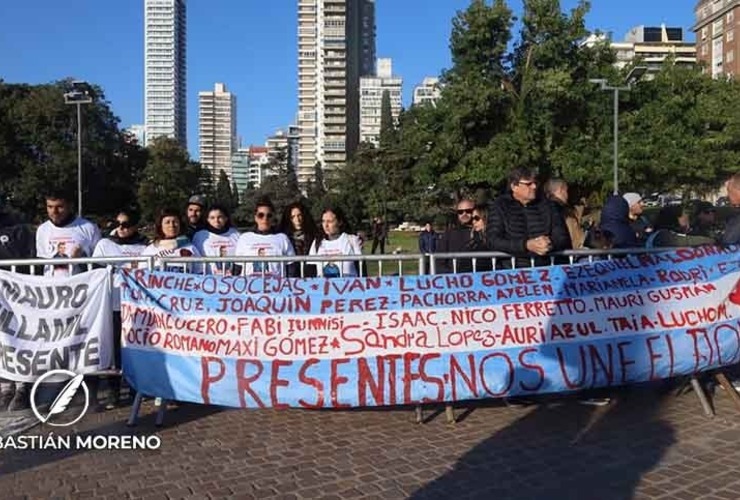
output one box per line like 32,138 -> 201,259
93,238 -> 149,310
192,228 -> 240,276
235,232 -> 295,276
309,233 -> 362,278
36,217 -> 102,277
141,240 -> 203,274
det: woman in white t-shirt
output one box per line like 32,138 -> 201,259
192,204 -> 240,276
92,208 -> 148,409
309,206 -> 362,278
141,208 -> 202,273
235,197 -> 295,276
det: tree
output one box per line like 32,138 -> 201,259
231,181 -> 240,208
379,90 -> 395,148
215,169 -> 234,209
137,137 -> 204,221
0,80 -> 147,219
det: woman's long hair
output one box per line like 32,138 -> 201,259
278,201 -> 318,255
313,205 -> 351,251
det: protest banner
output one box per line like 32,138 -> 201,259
120,247 -> 740,409
0,269 -> 113,382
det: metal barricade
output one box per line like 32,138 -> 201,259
0,246 -> 724,425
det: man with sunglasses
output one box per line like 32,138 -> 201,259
437,198 -> 479,273
235,197 -> 295,276
486,167 -> 571,268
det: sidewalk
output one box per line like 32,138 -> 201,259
1,384 -> 739,499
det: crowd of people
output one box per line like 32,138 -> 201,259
0,167 -> 738,412
424,167 -> 739,274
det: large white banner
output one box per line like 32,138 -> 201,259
0,269 -> 113,382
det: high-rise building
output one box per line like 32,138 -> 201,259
124,124 -> 147,146
199,83 -> 237,179
297,0 -> 376,187
582,25 -> 696,75
412,77 -> 442,107
360,58 -> 402,146
694,0 -> 739,78
145,0 -> 187,148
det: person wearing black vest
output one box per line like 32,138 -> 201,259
486,168 -> 571,268
0,199 -> 35,412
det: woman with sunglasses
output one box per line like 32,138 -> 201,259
235,197 -> 295,276
467,205 -> 493,271
278,201 -> 318,277
309,206 -> 362,278
192,204 -> 240,276
141,208 -> 202,273
92,208 -> 149,409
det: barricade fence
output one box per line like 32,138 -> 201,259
0,246 -> 738,422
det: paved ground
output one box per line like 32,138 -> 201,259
1,381 -> 740,500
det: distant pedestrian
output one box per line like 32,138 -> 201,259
418,222 -> 437,254
370,216 -> 387,254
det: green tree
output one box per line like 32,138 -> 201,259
137,137 -> 204,221
231,181 -> 240,208
215,169 -> 234,209
0,80 -> 147,219
379,90 -> 395,148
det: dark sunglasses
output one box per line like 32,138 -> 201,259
256,212 -> 273,219
457,209 -> 474,215
116,221 -> 134,229
472,216 -> 482,222
518,181 -> 537,187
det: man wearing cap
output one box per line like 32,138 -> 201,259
185,194 -> 206,239
623,192 -> 653,243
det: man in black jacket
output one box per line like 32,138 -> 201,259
437,198 -> 478,273
486,167 -> 571,268
0,199 -> 35,412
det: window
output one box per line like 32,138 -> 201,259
713,19 -> 724,37
728,11 -> 735,24
728,50 -> 735,63
702,27 -> 708,40
728,29 -> 734,42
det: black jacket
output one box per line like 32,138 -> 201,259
486,194 -> 571,268
437,226 -> 477,273
721,210 -> 740,246
0,213 -> 35,272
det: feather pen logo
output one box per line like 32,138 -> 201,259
30,369 -> 90,427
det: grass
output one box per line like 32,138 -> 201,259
361,231 -> 423,276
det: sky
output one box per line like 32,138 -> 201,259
0,0 -> 696,159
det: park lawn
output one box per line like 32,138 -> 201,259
362,230 -> 422,276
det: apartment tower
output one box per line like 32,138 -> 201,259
359,58 -> 402,146
694,0 -> 740,77
144,0 -> 187,148
198,83 -> 237,179
297,0 -> 376,187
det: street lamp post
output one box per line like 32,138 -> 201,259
590,66 -> 647,195
63,81 -> 93,216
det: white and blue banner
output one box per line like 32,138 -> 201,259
0,269 -> 113,382
119,247 -> 740,408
